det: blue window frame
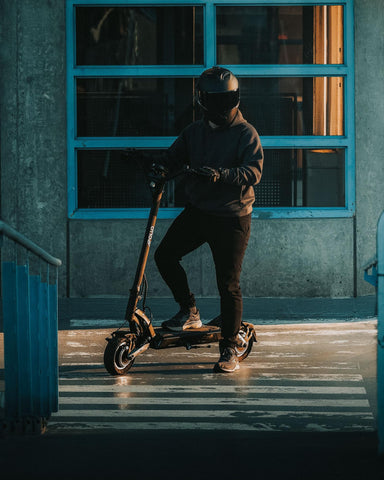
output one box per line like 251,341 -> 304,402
66,0 -> 355,219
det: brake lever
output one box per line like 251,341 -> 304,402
149,166 -> 190,189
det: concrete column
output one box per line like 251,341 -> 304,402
0,0 -> 67,295
355,0 -> 384,295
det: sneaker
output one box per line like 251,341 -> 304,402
214,346 -> 240,373
161,308 -> 202,331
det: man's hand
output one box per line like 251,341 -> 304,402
148,163 -> 169,184
189,166 -> 221,183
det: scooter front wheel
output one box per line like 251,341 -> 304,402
104,334 -> 136,375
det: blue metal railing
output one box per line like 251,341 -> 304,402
377,212 -> 384,455
363,211 -> 384,455
0,221 -> 61,434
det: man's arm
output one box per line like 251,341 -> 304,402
190,128 -> 263,186
220,128 -> 263,187
162,131 -> 189,173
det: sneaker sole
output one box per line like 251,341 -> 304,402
213,362 -> 240,373
163,321 -> 203,332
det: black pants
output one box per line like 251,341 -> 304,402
154,206 -> 251,348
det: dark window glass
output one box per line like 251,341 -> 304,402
77,149 -> 186,209
76,6 -> 204,65
255,148 -> 345,207
239,77 -> 344,136
217,5 -> 343,65
77,76 -> 343,137
77,148 -> 344,209
77,78 -> 197,137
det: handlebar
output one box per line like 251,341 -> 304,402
149,165 -> 190,189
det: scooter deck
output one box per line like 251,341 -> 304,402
151,325 -> 222,349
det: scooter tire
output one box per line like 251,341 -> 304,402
235,337 -> 254,362
104,335 -> 135,375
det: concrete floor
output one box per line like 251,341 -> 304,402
51,321 -> 378,433
1,302 -> 384,479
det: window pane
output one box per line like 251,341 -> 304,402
77,76 -> 343,137
77,78 -> 197,137
77,149 -> 344,209
217,5 -> 343,65
77,149 -> 186,209
255,148 -> 345,207
239,77 -> 344,136
76,6 -> 203,65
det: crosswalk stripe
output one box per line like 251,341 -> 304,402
58,385 -> 366,394
56,396 -> 370,407
49,421 -> 374,432
52,409 -> 374,419
247,374 -> 365,381
58,373 -> 365,382
60,361 -> 361,370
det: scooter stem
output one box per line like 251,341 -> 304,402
124,180 -> 164,322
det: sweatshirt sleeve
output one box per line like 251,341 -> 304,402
219,127 -> 263,187
161,131 -> 189,173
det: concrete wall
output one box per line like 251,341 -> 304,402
69,217 -> 354,298
354,0 -> 384,295
1,0 -> 383,298
0,0 -> 67,294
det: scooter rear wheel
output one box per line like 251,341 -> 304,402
235,325 -> 254,362
104,334 -> 136,375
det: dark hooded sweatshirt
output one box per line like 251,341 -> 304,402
165,110 -> 263,217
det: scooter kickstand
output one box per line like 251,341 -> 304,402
185,343 -> 212,350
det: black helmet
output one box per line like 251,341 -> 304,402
196,67 -> 240,126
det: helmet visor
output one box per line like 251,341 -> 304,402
198,90 -> 240,114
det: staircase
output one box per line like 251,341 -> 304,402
0,221 -> 61,434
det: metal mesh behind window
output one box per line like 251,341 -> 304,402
77,149 -> 345,209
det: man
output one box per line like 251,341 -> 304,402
154,66 -> 263,373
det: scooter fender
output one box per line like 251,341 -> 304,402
242,321 -> 257,343
132,308 -> 156,338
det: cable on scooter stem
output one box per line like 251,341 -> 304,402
113,165 -> 191,335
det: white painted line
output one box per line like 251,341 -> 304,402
61,362 -> 105,366
257,340 -> 374,346
69,319 -> 162,328
57,396 -> 370,407
58,384 -> 367,394
258,329 -> 377,336
59,373 -> 365,382
51,409 -> 374,419
64,330 -> 110,336
59,360 -> 359,370
241,364 -> 358,370
47,420 -> 375,432
63,352 -> 102,357
66,342 -> 87,348
256,341 -> 317,346
254,373 -> 364,381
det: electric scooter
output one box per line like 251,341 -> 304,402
103,165 -> 257,376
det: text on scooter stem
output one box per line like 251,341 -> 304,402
147,225 -> 155,247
